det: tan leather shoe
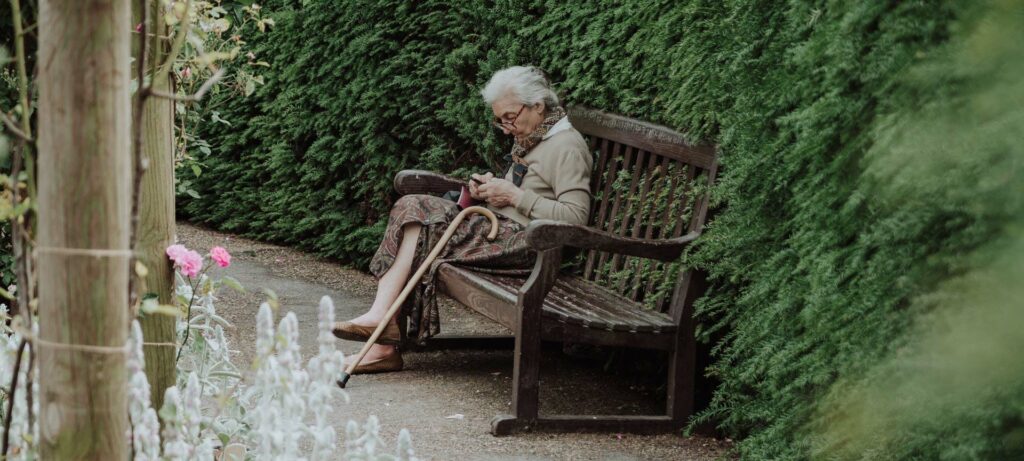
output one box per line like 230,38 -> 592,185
348,351 -> 403,374
332,320 -> 402,345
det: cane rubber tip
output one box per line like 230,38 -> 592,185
337,373 -> 351,389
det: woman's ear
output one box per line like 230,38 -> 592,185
535,102 -> 546,113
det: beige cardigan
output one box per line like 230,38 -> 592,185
490,127 -> 593,227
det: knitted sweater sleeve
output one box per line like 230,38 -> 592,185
515,145 -> 592,226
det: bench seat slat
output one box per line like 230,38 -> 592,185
475,273 -> 613,330
447,266 -> 676,332
547,283 -> 640,332
465,272 -> 660,332
437,264 -> 676,336
551,278 -> 670,332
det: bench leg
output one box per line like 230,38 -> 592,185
491,270 -> 548,436
509,297 -> 542,424
667,270 -> 703,426
490,318 -> 541,435
490,335 -> 692,436
666,329 -> 696,425
492,316 -> 695,436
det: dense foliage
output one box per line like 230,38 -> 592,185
181,0 -> 519,262
178,0 -> 1022,458
0,2 -> 34,291
805,1 -> 1024,458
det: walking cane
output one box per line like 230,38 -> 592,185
337,205 -> 499,388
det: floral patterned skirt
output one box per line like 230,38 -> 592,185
369,194 -> 535,343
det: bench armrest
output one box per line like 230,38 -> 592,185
523,219 -> 699,262
393,169 -> 465,196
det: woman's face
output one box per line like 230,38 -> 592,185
491,95 -> 545,139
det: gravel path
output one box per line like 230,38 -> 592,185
179,223 -> 730,460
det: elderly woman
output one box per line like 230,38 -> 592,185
333,66 -> 593,373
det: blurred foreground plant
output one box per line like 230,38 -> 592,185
0,243 -> 419,460
810,0 -> 1024,459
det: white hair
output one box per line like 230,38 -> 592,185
480,66 -> 560,110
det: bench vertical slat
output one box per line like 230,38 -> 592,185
584,138 -> 618,281
667,162 -> 719,322
659,159 -> 680,306
673,164 -> 699,238
606,148 -> 647,295
585,136 -> 606,280
610,148 -> 648,294
637,156 -> 679,311
589,142 -> 625,283
626,151 -> 664,300
595,143 -> 633,285
688,163 -> 717,233
581,135 -> 604,277
656,163 -> 703,309
645,161 -> 688,309
588,135 -> 605,200
660,161 -> 684,236
641,157 -> 668,245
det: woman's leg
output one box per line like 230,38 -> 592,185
344,223 -> 421,363
349,222 -> 422,326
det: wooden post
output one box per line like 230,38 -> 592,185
134,0 -> 178,414
36,0 -> 131,458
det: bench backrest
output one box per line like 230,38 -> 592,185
567,106 -> 719,314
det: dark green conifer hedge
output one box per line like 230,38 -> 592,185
181,1 -> 1022,459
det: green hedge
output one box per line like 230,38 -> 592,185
181,1 -> 1022,459
181,0 -> 522,262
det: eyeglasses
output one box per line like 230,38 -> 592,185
492,104 -> 526,131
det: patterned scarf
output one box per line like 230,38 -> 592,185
504,106 -> 567,187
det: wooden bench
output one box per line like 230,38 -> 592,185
393,106 -> 718,435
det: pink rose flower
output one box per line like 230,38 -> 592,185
178,251 -> 203,277
166,244 -> 204,277
166,244 -> 188,261
210,246 -> 231,268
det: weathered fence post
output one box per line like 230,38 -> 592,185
134,0 -> 178,414
37,0 -> 132,458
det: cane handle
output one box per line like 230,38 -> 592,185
461,206 -> 499,240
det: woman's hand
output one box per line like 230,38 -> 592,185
468,172 -> 494,200
476,177 -> 523,208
